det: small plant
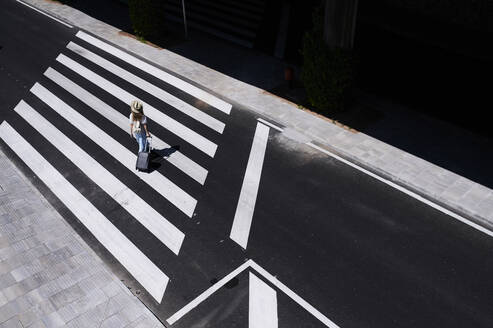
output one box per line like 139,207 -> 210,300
128,0 -> 166,43
300,3 -> 356,115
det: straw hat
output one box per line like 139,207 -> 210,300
130,100 -> 143,113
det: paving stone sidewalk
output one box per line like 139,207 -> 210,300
0,149 -> 163,328
17,0 -> 493,231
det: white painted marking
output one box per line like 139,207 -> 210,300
31,83 -> 196,216
67,42 -> 225,134
44,68 -> 207,185
257,118 -> 283,132
75,31 -> 232,115
166,260 -> 252,325
306,142 -> 493,238
31,83 -> 196,218
56,54 -> 217,157
15,0 -> 73,28
167,260 -> 339,327
249,261 -> 340,328
230,122 -> 270,249
0,121 -> 168,303
249,272 -> 278,328
14,100 -> 185,254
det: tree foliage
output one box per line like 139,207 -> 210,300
301,4 -> 355,114
128,0 -> 167,42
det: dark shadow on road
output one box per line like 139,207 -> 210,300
152,145 -> 180,159
148,159 -> 161,173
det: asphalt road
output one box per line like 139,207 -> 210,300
1,1 -> 492,327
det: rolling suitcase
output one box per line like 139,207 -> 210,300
136,137 -> 152,172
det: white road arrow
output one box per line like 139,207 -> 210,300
166,260 -> 340,328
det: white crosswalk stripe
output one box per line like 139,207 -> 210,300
76,31 -> 232,115
67,42 -> 226,134
44,67 -> 208,185
0,121 -> 169,303
31,82 -> 197,217
2,38 -> 230,303
13,100 -> 185,255
56,53 -> 218,157
230,122 -> 269,249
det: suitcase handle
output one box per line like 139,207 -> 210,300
146,136 -> 152,152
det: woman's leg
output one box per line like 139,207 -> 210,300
136,134 -> 145,152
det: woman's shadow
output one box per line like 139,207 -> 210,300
148,145 -> 180,172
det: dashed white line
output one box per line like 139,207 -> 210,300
0,121 -> 168,303
230,122 -> 270,249
16,0 -> 73,28
75,31 -> 232,115
306,142 -> 493,238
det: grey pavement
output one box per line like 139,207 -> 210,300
0,148 -> 163,327
21,0 -> 491,230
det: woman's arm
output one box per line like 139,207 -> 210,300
129,123 -> 134,137
143,124 -> 150,137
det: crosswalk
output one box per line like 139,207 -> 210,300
0,32 -> 232,303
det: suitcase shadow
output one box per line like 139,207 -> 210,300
152,145 -> 180,158
148,146 -> 180,173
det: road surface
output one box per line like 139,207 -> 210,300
1,1 -> 492,327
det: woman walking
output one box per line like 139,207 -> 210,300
129,100 -> 150,152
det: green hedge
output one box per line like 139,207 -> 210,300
301,5 -> 355,114
128,0 -> 167,42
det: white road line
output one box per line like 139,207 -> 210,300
14,100 -> 185,255
230,122 -> 270,249
31,83 -> 197,218
56,54 -> 218,158
249,272 -> 278,328
15,0 -> 73,28
257,118 -> 283,132
75,31 -> 232,115
0,121 -> 168,303
249,261 -> 340,328
307,142 -> 493,238
44,68 -> 207,185
167,259 -> 339,327
166,260 -> 252,325
67,42 -> 225,134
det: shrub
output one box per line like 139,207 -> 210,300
128,0 -> 167,43
301,4 -> 355,114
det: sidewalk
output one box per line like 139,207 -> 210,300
0,148 -> 163,327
